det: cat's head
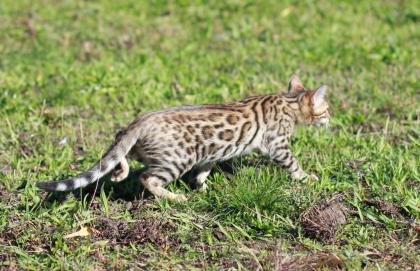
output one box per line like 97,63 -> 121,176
288,75 -> 330,127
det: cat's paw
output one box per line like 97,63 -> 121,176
162,193 -> 188,202
174,194 -> 188,202
198,183 -> 208,191
291,169 -> 308,180
292,170 -> 319,181
192,182 -> 208,191
110,169 -> 128,182
307,174 -> 319,181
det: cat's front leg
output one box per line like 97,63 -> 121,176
267,144 -> 318,181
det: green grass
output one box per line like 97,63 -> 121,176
0,0 -> 419,270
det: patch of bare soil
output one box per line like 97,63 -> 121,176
92,217 -> 129,242
359,224 -> 420,270
274,251 -> 344,271
92,217 -> 176,249
412,224 -> 420,247
363,199 -> 404,217
0,218 -> 55,252
0,253 -> 16,269
300,194 -> 349,242
0,185 -> 17,204
127,199 -> 149,214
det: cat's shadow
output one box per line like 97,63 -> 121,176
40,158 -> 269,206
42,167 -> 150,205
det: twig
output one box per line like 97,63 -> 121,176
89,150 -> 104,208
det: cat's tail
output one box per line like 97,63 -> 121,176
36,128 -> 139,192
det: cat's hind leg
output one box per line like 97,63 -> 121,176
140,169 -> 187,202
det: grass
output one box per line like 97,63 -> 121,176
0,0 -> 419,270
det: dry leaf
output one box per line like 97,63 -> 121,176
281,7 -> 292,17
64,227 -> 98,239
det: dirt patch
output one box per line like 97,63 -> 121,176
300,194 -> 349,242
123,219 -> 173,248
359,225 -> 420,271
92,217 -> 129,242
91,217 -> 176,248
127,199 -> 148,213
90,249 -> 109,266
273,251 -> 344,271
0,218 -> 55,252
0,185 -> 18,204
412,224 -> 420,234
363,199 -> 404,217
412,224 -> 420,246
0,253 -> 18,271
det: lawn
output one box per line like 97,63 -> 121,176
0,0 -> 419,270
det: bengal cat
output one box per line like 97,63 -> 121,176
37,75 -> 330,202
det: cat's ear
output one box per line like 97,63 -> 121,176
311,85 -> 327,108
288,75 -> 305,93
